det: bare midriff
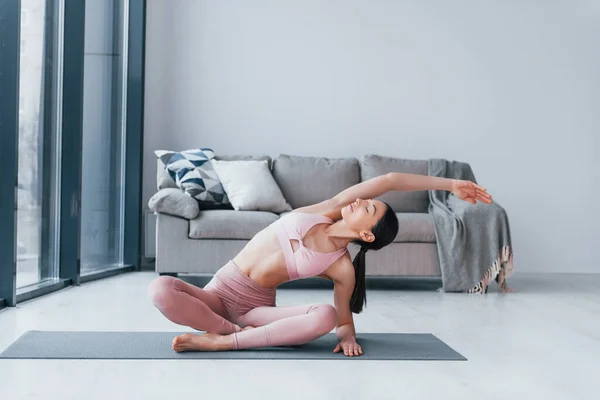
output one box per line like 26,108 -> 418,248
232,225 -> 291,289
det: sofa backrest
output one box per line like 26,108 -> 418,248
155,152 -> 431,213
215,154 -> 273,168
360,154 -> 430,213
272,154 -> 360,209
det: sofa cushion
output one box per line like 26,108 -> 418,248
394,213 -> 436,243
148,188 -> 200,220
272,154 -> 360,209
155,148 -> 230,207
189,210 -> 279,240
211,159 -> 292,213
360,154 -> 430,213
157,159 -> 178,190
156,155 -> 272,191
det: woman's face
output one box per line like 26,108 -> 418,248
340,198 -> 387,242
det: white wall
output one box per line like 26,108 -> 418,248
143,0 -> 600,273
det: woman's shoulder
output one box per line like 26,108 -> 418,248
320,253 -> 354,283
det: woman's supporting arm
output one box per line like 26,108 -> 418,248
326,256 -> 363,357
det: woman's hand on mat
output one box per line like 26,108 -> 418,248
450,179 -> 493,205
333,338 -> 363,357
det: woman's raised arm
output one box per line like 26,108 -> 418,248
294,174 -> 392,214
294,172 -> 492,214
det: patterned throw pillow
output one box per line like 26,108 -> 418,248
154,148 -> 230,206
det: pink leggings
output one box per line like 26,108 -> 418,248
148,261 -> 337,350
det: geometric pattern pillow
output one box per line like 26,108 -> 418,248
154,148 -> 230,206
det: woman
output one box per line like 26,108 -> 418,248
148,171 -> 492,357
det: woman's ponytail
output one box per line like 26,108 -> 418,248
349,202 -> 399,314
350,246 -> 367,313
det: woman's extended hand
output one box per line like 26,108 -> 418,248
451,180 -> 493,205
333,338 -> 363,357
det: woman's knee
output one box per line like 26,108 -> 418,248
312,304 -> 338,334
147,276 -> 177,309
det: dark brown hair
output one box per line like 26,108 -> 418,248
350,202 -> 399,313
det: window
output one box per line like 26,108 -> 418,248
0,0 -> 144,308
16,0 -> 62,289
80,0 -> 128,275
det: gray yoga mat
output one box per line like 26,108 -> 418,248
0,331 -> 466,361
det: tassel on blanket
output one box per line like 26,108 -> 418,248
466,246 -> 514,294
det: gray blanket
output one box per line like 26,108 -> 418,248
427,159 -> 514,293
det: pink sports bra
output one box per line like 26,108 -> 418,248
273,212 -> 348,281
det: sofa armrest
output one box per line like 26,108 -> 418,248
148,188 -> 200,220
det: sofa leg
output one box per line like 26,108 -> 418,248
159,273 -> 177,277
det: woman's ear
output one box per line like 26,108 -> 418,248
359,231 -> 375,243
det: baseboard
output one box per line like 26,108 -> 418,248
80,265 -> 135,283
16,279 -> 70,304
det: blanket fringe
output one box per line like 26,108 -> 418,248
466,245 -> 514,294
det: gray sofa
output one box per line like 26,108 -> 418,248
150,154 -> 442,278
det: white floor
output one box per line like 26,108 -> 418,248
1,271 -> 599,400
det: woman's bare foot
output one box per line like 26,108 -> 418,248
242,326 -> 255,331
172,333 -> 233,352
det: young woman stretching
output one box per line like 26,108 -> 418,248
148,171 -> 492,357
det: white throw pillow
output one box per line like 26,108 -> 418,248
210,159 -> 292,213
